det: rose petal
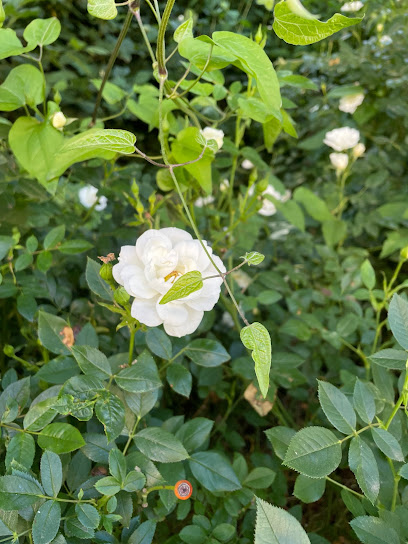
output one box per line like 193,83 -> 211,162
136,230 -> 172,261
156,301 -> 189,327
121,265 -> 157,299
131,297 -> 162,327
160,227 -> 192,247
163,307 -> 204,338
112,245 -> 140,284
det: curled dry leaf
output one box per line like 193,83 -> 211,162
59,326 -> 74,347
244,383 -> 274,417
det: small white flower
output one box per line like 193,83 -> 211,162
330,152 -> 349,171
113,228 -> 226,337
339,93 -> 364,114
177,14 -> 185,21
78,185 -> 107,211
52,112 -> 67,130
341,1 -> 364,11
242,159 -> 254,170
195,195 -> 215,208
200,127 -> 224,150
220,178 -> 230,192
379,35 -> 393,45
249,184 -> 291,217
323,127 -> 360,152
353,143 -> 366,158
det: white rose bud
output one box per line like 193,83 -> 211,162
78,185 -> 108,211
194,195 -> 215,208
112,228 -> 226,337
339,93 -> 364,114
52,111 -> 67,130
241,159 -> 254,170
330,153 -> 349,171
200,127 -> 224,150
323,127 -> 360,152
248,184 -> 291,217
353,143 -> 366,158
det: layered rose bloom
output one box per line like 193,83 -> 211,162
339,93 -> 364,114
113,228 -> 226,337
323,127 -> 360,151
200,127 -> 224,150
330,152 -> 349,171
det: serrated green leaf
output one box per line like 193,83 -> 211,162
128,520 -> 156,544
353,379 -> 376,424
293,474 -> 326,504
185,338 -> 230,367
360,259 -> 376,290
159,271 -> 203,305
243,251 -> 265,266
44,225 -> 65,250
86,257 -> 114,301
75,503 -> 100,529
350,516 -> 399,544
255,497 -> 310,544
38,311 -> 71,355
5,432 -> 35,471
318,380 -> 356,434
115,351 -> 161,393
348,436 -> 379,504
134,427 -> 189,463
38,423 -> 85,454
146,328 -> 172,359
273,1 -> 363,45
371,428 -> 404,462
369,348 -> 407,370
0,474 -> 43,510
71,345 -> 111,380
388,294 -> 408,349
41,450 -> 62,497
189,451 -> 241,492
240,322 -> 272,397
94,476 -> 121,496
95,393 -> 125,442
284,427 -> 342,478
32,500 -> 61,544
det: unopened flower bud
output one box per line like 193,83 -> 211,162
255,24 -> 263,44
400,246 -> 408,260
353,143 -> 366,158
3,345 -> 14,357
114,287 -> 130,305
256,179 -> 269,194
52,111 -> 67,129
100,263 -> 114,282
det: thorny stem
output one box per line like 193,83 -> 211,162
91,7 -> 134,125
158,80 -> 249,327
156,0 -> 176,77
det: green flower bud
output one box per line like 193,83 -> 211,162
3,345 -> 14,357
100,263 -> 113,282
114,287 -> 130,305
400,246 -> 408,260
256,178 -> 268,194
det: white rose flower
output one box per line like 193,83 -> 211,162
242,159 -> 254,170
78,185 -> 108,211
339,93 -> 365,114
353,143 -> 366,158
52,111 -> 67,130
330,152 -> 349,171
200,127 -> 224,150
249,184 -> 291,217
195,195 -> 215,208
323,127 -> 360,152
379,35 -> 392,45
341,1 -> 364,12
112,228 -> 226,337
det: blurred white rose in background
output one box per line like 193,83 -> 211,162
200,127 -> 224,150
324,127 -> 360,151
339,93 -> 364,114
78,185 -> 108,211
